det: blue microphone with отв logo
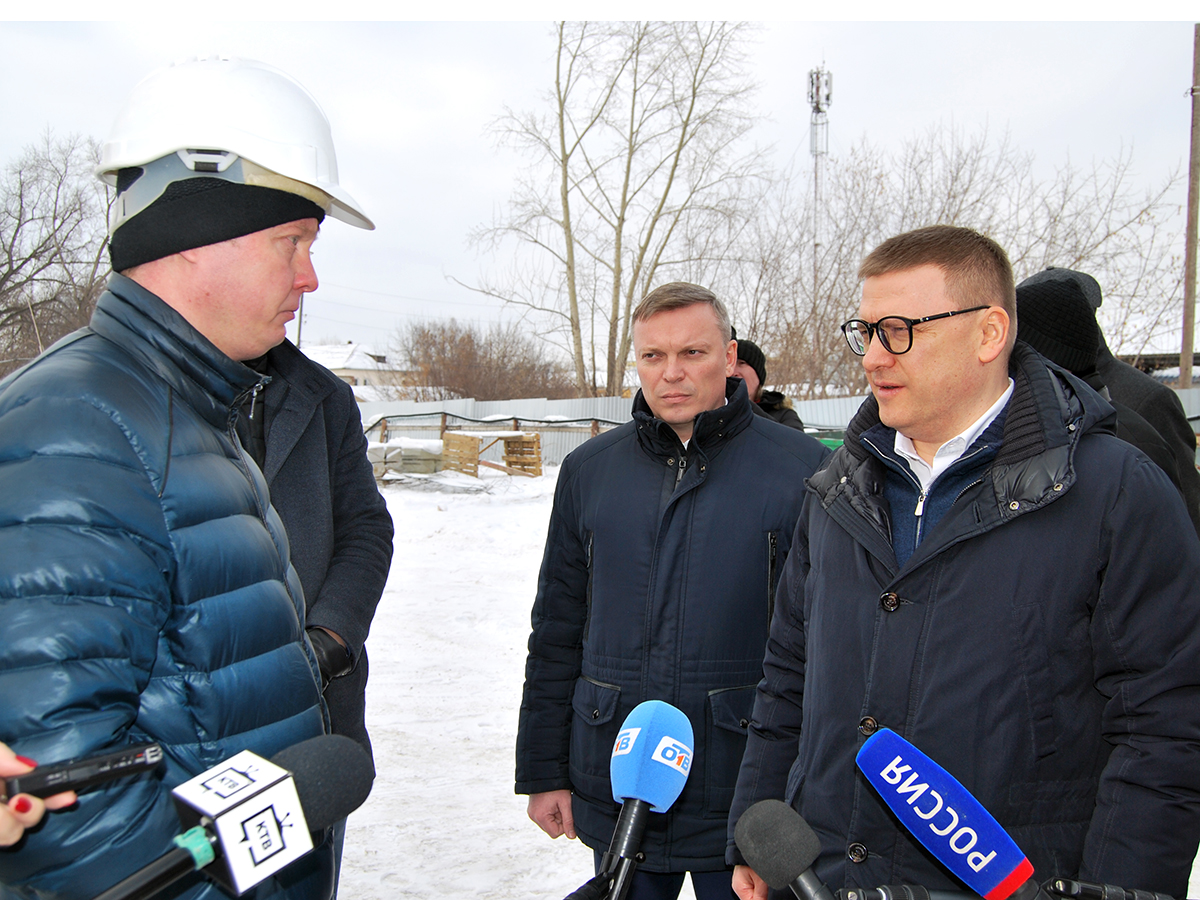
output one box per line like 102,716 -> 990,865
598,700 -> 695,900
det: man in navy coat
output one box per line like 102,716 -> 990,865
516,282 -> 830,900
729,227 -> 1200,897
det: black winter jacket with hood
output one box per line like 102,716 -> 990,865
728,344 -> 1200,896
516,378 -> 830,872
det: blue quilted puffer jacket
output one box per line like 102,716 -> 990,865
0,274 -> 332,899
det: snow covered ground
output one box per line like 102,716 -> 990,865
338,467 -> 625,900
337,466 -> 1200,900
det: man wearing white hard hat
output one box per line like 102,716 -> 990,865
0,57 -> 374,899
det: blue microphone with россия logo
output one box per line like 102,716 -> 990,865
857,729 -> 1180,900
856,727 -> 1037,900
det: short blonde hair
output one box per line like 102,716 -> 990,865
859,225 -> 1015,321
632,283 -> 732,342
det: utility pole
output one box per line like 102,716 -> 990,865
808,65 -> 832,308
296,294 -> 305,349
1181,23 -> 1199,390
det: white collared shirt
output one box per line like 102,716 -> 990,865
895,379 -> 1014,492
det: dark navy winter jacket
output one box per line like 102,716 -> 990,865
0,275 -> 331,899
516,379 -> 830,872
728,344 -> 1200,896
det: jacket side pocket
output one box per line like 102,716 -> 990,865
705,683 -> 756,815
569,674 -> 621,804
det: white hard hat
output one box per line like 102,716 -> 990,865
98,55 -> 373,231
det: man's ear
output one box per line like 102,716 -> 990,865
725,339 -> 737,376
978,306 -> 1011,364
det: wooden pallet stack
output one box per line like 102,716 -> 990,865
440,431 -> 542,479
502,433 -> 542,477
441,431 -> 480,478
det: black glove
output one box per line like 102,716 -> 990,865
307,627 -> 353,688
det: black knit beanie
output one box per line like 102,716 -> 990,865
736,338 -> 767,387
1016,275 -> 1100,375
109,170 -> 326,272
1016,266 -> 1104,310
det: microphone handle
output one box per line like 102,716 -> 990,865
92,846 -> 197,900
608,857 -> 639,900
602,798 -> 651,900
836,889 -> 982,900
606,798 -> 650,863
791,868 -> 836,900
1047,879 -> 1176,900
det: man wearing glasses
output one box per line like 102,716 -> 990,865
727,225 -> 1200,897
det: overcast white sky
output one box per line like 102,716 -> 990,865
1,11 -> 1197,352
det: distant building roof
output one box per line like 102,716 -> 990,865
299,342 -> 388,371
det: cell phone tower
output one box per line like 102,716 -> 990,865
808,65 -> 832,305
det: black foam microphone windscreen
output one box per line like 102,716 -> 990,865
733,799 -> 823,890
271,733 -> 374,830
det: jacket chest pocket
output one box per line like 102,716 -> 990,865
582,531 -> 595,643
704,684 -> 756,815
766,530 -> 780,623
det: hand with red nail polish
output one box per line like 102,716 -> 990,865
0,741 -> 77,846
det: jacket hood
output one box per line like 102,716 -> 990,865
813,342 -> 1116,524
758,389 -> 792,410
632,376 -> 754,460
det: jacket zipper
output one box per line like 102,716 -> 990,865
675,455 -> 687,485
913,488 -> 929,544
903,441 -> 995,547
583,532 -> 594,643
914,489 -> 928,517
953,477 -> 985,507
767,531 -> 778,623
228,377 -> 271,521
581,673 -> 620,691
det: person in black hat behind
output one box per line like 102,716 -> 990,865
732,333 -> 804,430
1015,276 -> 1183,496
1016,267 -> 1200,537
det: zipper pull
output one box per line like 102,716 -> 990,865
914,489 -> 928,517
248,382 -> 263,420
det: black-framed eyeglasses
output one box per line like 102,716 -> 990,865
840,306 -> 990,356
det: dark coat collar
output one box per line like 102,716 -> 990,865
632,376 -> 754,460
841,342 -> 1113,467
813,342 -> 1116,512
257,340 -> 340,482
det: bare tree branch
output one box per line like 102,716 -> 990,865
472,20 -> 767,396
0,131 -> 110,376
